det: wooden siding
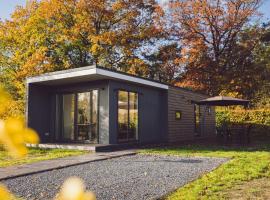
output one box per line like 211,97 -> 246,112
168,87 -> 216,142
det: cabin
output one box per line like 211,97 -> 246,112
26,65 -> 215,149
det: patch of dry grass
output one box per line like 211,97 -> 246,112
224,177 -> 270,200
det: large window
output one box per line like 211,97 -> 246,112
118,90 -> 138,142
60,90 -> 98,143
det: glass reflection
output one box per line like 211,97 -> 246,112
62,94 -> 75,140
77,92 -> 91,141
118,90 -> 138,142
118,91 -> 129,141
129,92 -> 138,140
61,90 -> 98,143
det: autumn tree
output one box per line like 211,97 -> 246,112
0,0 -> 162,100
252,22 -> 270,107
143,43 -> 183,83
167,0 -> 263,96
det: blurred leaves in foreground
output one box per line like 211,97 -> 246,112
0,86 -> 39,157
0,86 -> 96,200
55,177 -> 96,200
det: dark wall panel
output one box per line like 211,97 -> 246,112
27,84 -> 51,142
28,79 -> 169,145
167,87 -> 216,142
108,80 -> 168,144
27,81 -> 110,144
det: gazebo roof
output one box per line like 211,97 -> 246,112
196,96 -> 250,106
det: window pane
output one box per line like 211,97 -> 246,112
77,92 -> 91,141
118,91 -> 128,140
129,92 -> 138,140
62,94 -> 75,140
92,90 -> 98,124
90,90 -> 98,142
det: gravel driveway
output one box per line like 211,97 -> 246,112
2,154 -> 227,200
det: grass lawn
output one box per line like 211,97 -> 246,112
140,144 -> 270,200
0,148 -> 88,168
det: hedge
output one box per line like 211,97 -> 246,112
216,109 -> 270,136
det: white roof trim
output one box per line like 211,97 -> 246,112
96,68 -> 168,89
26,68 -> 97,83
26,66 -> 168,89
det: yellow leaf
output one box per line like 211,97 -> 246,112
55,177 -> 96,200
0,185 -> 15,200
0,118 -> 39,158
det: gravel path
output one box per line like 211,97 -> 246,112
2,154 -> 227,200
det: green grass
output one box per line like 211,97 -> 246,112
139,145 -> 270,200
0,148 -> 88,168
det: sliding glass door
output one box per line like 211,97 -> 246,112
60,90 -> 98,143
118,90 -> 138,142
76,91 -> 98,142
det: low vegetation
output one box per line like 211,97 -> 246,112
216,109 -> 270,136
0,148 -> 87,168
224,177 -> 270,200
140,144 -> 270,200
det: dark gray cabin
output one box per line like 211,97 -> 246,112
26,65 -> 215,146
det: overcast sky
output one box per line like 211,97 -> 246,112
0,0 -> 269,21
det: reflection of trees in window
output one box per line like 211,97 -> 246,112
194,104 -> 201,135
129,92 -> 138,140
77,91 -> 99,142
78,93 -> 90,124
118,90 -> 138,142
62,94 -> 75,140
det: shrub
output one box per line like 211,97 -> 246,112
216,109 -> 270,137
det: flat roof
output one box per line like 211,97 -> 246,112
26,65 -> 169,89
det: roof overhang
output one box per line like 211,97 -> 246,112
195,96 -> 250,106
26,65 -> 169,90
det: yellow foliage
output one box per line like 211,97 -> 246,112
0,99 -> 25,120
90,44 -> 102,56
127,58 -> 149,76
55,177 -> 96,200
0,118 -> 39,158
216,108 -> 270,136
0,87 -> 10,115
219,90 -> 242,98
0,185 -> 15,200
0,0 -> 161,100
0,86 -> 39,158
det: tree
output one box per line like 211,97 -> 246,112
0,0 -> 162,99
143,43 -> 183,83
167,0 -> 263,96
252,22 -> 270,107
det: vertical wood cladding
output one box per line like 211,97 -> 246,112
168,86 -> 216,142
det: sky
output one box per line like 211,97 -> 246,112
0,0 -> 270,21
0,0 -> 26,20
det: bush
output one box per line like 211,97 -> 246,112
216,109 -> 270,137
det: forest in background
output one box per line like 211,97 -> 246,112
0,0 -> 269,117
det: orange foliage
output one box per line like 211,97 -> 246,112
0,0 -> 162,98
168,0 -> 262,96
